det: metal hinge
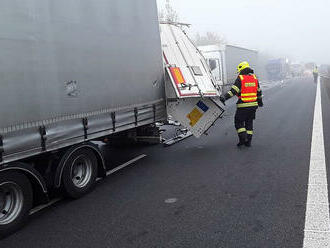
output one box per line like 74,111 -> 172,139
82,118 -> 88,139
153,104 -> 156,122
0,135 -> 3,162
111,112 -> 116,132
39,126 -> 47,151
134,108 -> 138,126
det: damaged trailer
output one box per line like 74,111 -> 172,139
0,1 -> 224,236
160,22 -> 224,138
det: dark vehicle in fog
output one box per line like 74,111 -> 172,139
266,58 -> 290,81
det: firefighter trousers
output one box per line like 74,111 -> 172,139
234,107 -> 256,139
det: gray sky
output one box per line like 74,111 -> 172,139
157,0 -> 330,64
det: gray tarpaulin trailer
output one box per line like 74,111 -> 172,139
0,1 -> 165,164
0,2 -> 223,236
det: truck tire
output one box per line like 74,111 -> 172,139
0,171 -> 33,238
62,148 -> 98,199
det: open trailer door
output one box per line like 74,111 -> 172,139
160,22 -> 225,138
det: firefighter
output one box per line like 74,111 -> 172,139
313,66 -> 318,83
220,61 -> 263,147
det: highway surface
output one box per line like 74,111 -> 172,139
1,76 -> 329,248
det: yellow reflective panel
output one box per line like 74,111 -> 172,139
187,107 -> 203,127
244,82 -> 256,87
242,97 -> 257,101
228,91 -> 234,97
237,128 -> 246,133
241,93 -> 257,97
232,85 -> 240,93
247,130 -> 253,135
237,102 -> 258,108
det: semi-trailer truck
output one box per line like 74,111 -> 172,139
266,58 -> 290,81
0,1 -> 224,237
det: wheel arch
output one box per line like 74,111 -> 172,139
0,162 -> 49,206
54,142 -> 106,188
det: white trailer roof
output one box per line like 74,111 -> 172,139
160,23 -> 219,98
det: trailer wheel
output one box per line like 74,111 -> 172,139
0,171 -> 33,238
62,148 -> 98,199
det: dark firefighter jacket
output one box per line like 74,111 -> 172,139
224,68 -> 263,109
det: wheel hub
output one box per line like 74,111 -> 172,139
71,155 -> 93,188
0,182 -> 24,225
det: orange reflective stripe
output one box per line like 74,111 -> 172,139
170,67 -> 186,85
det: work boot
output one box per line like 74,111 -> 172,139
245,134 -> 252,147
237,132 -> 247,147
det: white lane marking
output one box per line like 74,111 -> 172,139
303,77 -> 330,247
29,154 -> 147,215
305,230 -> 330,233
105,154 -> 147,176
29,198 -> 62,215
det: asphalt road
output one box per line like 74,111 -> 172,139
1,77 -> 324,248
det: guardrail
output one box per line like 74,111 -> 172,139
320,74 -> 330,79
319,64 -> 330,79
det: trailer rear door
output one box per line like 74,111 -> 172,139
160,23 -> 225,138
160,23 -> 220,98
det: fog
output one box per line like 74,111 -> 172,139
157,0 -> 330,64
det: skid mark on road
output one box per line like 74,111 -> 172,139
303,78 -> 330,247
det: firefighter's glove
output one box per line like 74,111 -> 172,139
220,95 -> 226,105
258,100 -> 264,107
